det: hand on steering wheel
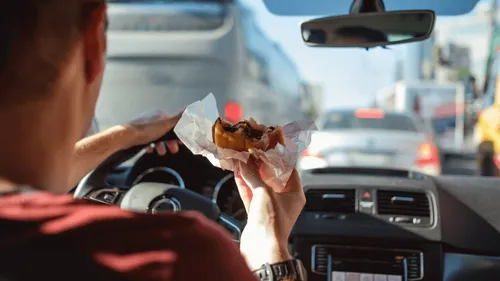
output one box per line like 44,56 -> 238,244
118,110 -> 183,156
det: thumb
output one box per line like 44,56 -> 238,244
238,159 -> 269,191
144,111 -> 183,136
282,169 -> 302,194
159,111 -> 183,128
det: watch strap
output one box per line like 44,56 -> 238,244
252,259 -> 307,281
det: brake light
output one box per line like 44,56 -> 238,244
302,147 -> 323,158
299,146 -> 328,170
493,154 -> 500,169
416,143 -> 440,166
355,108 -> 385,119
224,101 -> 243,124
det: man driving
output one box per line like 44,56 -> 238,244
0,1 -> 306,280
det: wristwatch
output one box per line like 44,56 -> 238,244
252,259 -> 307,281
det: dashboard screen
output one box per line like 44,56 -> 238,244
329,258 -> 406,281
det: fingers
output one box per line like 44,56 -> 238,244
282,169 -> 303,194
239,159 -> 269,191
166,140 -> 179,153
145,140 -> 181,155
155,142 -> 167,156
234,170 -> 252,213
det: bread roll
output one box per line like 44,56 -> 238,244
212,118 -> 284,152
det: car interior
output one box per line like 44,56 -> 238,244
74,0 -> 500,280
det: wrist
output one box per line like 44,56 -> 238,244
241,241 -> 292,271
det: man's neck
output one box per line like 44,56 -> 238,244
0,179 -> 17,193
0,101 -> 75,193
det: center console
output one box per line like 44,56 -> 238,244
312,245 -> 422,281
291,238 -> 442,281
294,172 -> 444,281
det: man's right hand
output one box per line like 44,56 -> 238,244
235,158 -> 306,271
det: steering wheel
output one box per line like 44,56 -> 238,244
73,130 -> 243,241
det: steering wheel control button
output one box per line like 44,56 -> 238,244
150,197 -> 181,214
87,189 -> 121,204
102,193 -> 115,202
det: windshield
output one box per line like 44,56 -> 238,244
97,0 -> 487,177
322,111 -> 418,132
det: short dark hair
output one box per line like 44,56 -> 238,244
0,0 -> 105,106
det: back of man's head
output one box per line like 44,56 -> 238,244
0,0 -> 107,191
0,0 -> 105,107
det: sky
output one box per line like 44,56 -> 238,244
239,0 -> 491,110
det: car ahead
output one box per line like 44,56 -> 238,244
297,108 -> 442,176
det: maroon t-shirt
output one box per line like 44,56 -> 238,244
0,191 -> 256,281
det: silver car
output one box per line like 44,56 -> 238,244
297,109 -> 442,176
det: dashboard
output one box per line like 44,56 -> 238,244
104,148 -> 500,281
106,146 -> 247,222
294,168 -> 500,281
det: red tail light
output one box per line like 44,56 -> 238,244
302,147 -> 323,158
224,101 -> 243,124
493,154 -> 500,169
416,143 -> 440,167
302,147 -> 312,157
355,108 -> 385,119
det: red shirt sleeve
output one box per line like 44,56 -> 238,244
0,192 -> 256,281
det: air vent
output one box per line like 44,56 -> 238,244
377,190 -> 430,217
309,167 -> 427,180
305,189 -> 355,213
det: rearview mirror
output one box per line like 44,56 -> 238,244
301,10 -> 435,48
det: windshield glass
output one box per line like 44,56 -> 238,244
323,111 -> 418,132
97,0 -> 487,177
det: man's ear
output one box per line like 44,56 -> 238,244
82,3 -> 107,83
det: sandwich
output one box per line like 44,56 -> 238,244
212,118 -> 285,152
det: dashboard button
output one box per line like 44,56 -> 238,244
360,273 -> 374,281
362,192 -> 372,200
374,274 -> 387,281
332,272 -> 346,281
409,272 -> 419,279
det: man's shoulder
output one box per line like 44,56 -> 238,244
0,191 -> 252,281
0,191 -> 226,240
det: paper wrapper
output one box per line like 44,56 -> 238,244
174,93 -> 317,192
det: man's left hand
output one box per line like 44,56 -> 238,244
118,110 -> 183,156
